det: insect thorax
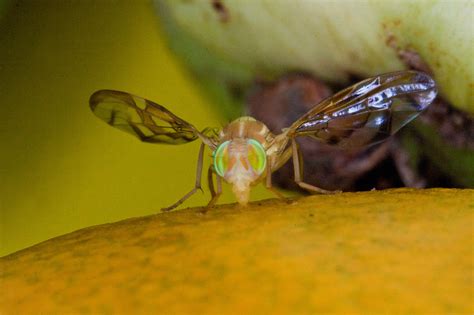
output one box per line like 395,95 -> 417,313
219,116 -> 274,145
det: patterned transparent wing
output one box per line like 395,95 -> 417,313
288,71 -> 437,148
90,90 -> 201,144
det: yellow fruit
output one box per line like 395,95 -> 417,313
2,188 -> 473,314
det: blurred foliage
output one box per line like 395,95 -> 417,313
155,0 -> 474,188
156,0 -> 473,114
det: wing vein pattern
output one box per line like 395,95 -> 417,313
289,71 -> 437,148
90,90 -> 200,144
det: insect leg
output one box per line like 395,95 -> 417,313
389,138 -> 426,188
161,143 -> 206,211
206,166 -> 222,208
291,138 -> 339,194
264,160 -> 288,201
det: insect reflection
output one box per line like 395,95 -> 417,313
90,70 -> 437,210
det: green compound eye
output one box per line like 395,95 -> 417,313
247,139 -> 266,176
213,140 -> 231,178
213,139 -> 267,178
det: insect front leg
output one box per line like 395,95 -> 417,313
264,159 -> 289,202
206,165 -> 222,209
291,138 -> 340,194
161,143 -> 206,211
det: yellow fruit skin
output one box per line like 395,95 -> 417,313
2,188 -> 473,314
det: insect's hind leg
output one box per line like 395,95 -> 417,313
161,143 -> 206,211
206,166 -> 222,209
291,138 -> 340,194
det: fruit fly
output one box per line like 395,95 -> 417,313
90,70 -> 437,210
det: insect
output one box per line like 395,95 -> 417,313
90,70 -> 437,211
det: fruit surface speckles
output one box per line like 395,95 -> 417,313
2,188 -> 473,314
